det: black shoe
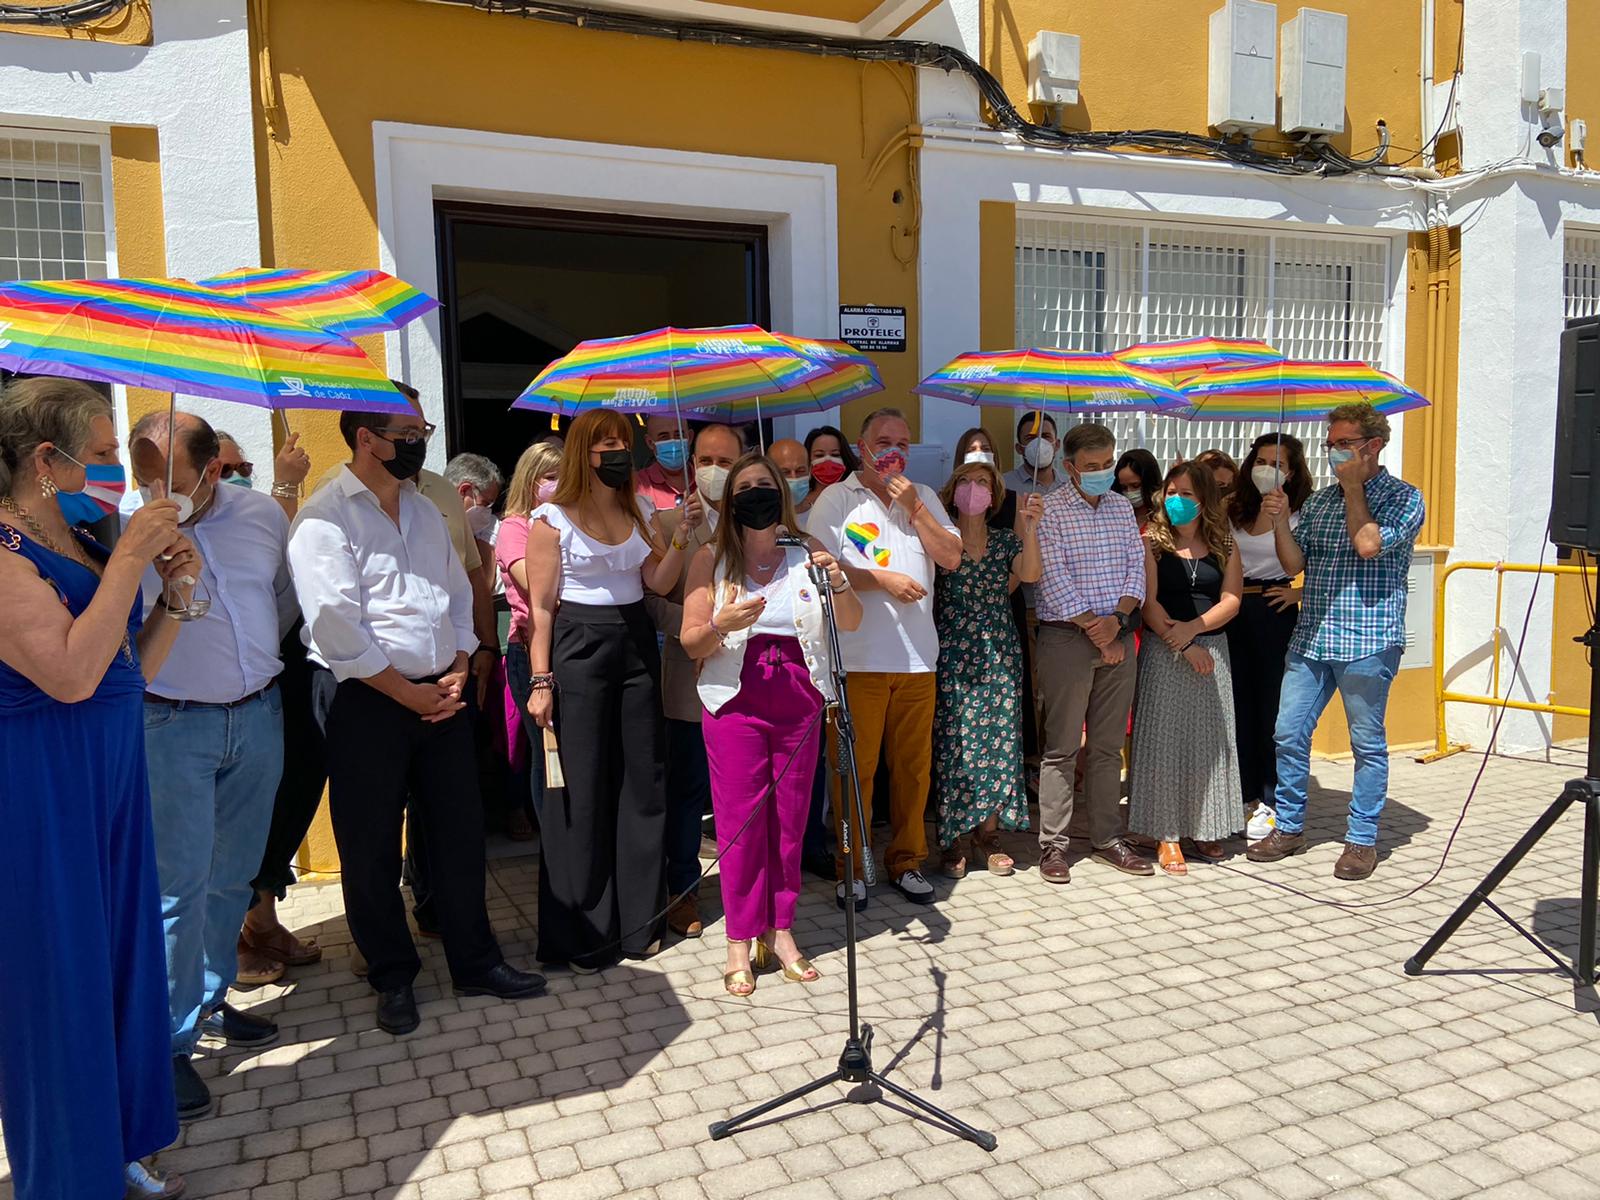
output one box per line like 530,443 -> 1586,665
172,1055 -> 214,1122
802,852 -> 838,882
199,1002 -> 280,1049
376,985 -> 420,1035
453,961 -> 547,1001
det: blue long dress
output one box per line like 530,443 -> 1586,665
0,523 -> 177,1200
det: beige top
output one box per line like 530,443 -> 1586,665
643,506 -> 718,724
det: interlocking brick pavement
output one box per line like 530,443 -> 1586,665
4,748 -> 1600,1199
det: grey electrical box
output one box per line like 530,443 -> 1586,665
1281,7 -> 1348,135
1209,0 -> 1279,133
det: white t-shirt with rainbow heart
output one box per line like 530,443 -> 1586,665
806,473 -> 956,675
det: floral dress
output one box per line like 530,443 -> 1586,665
934,527 -> 1029,847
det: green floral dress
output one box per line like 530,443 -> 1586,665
934,527 -> 1029,847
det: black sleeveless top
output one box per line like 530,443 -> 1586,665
1155,551 -> 1225,637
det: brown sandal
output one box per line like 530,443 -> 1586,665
242,923 -> 322,967
940,838 -> 968,879
973,831 -> 1014,876
236,936 -> 286,987
1157,841 -> 1188,876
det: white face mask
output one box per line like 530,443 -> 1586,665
695,464 -> 730,502
1251,464 -> 1285,494
963,449 -> 996,466
1021,439 -> 1056,470
138,473 -> 206,523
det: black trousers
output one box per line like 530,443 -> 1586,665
539,601 -> 667,970
323,671 -> 502,992
1225,589 -> 1300,808
250,623 -> 332,900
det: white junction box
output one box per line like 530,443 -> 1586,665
1028,31 -> 1081,107
1209,0 -> 1279,133
1281,7 -> 1347,135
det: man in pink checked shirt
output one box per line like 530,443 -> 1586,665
1034,422 -> 1156,885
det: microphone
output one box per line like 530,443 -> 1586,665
774,528 -> 808,550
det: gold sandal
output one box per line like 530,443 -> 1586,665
723,969 -> 756,997
752,940 -> 778,974
780,957 -> 821,983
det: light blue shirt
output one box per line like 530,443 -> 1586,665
137,483 -> 297,703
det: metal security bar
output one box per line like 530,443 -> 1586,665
0,134 -> 109,283
1015,214 -> 1390,482
1565,230 -> 1600,322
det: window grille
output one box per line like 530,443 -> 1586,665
0,134 -> 109,284
1565,230 -> 1600,322
1015,215 -> 1391,485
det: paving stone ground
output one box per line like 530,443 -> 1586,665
6,747 -> 1600,1199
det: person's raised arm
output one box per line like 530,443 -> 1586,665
641,510 -> 691,596
887,475 -> 961,570
643,510 -> 686,636
1262,488 -> 1306,576
1010,493 -> 1043,590
806,536 -> 863,631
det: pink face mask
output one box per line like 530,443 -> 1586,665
954,479 -> 992,515
536,479 -> 558,503
865,444 -> 907,478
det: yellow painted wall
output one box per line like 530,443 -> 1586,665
984,0 -> 1423,161
250,0 -> 920,486
1568,0 -> 1600,171
108,126 -> 170,430
0,0 -> 150,43
977,200 -> 1019,458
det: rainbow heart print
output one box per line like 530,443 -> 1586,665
845,522 -> 890,567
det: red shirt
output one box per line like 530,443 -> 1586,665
635,462 -> 688,513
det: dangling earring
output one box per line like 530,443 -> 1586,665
38,475 -> 57,498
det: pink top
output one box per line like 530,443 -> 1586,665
496,514 -> 532,641
635,462 -> 687,512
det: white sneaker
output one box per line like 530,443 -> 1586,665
835,879 -> 867,912
892,869 -> 936,905
1247,803 -> 1277,841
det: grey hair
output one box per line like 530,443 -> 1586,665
214,430 -> 239,446
859,406 -> 910,442
444,451 -> 502,494
0,376 -> 113,497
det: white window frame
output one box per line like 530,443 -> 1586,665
1565,226 -> 1600,323
0,124 -> 116,283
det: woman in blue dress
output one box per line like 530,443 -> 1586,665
0,378 -> 200,1200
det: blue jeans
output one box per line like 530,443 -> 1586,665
1272,648 -> 1402,846
145,688 -> 284,1055
503,639 -> 547,820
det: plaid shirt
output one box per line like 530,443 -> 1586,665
1291,469 -> 1425,662
1036,484 -> 1146,622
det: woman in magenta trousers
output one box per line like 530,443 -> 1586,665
680,452 -> 862,996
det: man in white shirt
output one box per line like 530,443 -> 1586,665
807,407 -> 961,909
288,406 -> 544,1037
130,411 -> 299,1124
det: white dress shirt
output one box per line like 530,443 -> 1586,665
138,483 -> 297,703
289,466 -> 477,682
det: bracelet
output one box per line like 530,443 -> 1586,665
529,671 -> 557,692
829,576 -> 850,594
270,481 -> 302,500
473,644 -> 497,657
671,535 -> 689,552
709,616 -> 726,643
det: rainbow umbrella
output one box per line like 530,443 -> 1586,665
914,348 -> 1189,414
687,335 -> 884,426
1113,336 -> 1283,380
1176,360 -> 1429,420
197,267 -> 440,337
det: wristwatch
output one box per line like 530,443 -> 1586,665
1114,610 -> 1134,635
472,644 -> 497,657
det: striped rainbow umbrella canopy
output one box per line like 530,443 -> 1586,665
198,267 -> 439,337
513,324 -> 830,417
1113,336 -> 1283,379
0,277 -> 406,412
1177,360 -> 1430,420
914,348 -> 1189,414
687,335 -> 884,422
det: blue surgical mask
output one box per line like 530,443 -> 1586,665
53,454 -> 127,528
1077,466 -> 1116,496
1164,494 -> 1200,526
786,476 -> 810,503
655,438 -> 688,471
1328,447 -> 1356,467
225,474 -> 254,490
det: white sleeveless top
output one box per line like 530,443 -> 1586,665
1233,511 -> 1300,581
697,546 -> 837,715
533,502 -> 651,605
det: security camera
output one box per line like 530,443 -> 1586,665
1539,112 -> 1565,149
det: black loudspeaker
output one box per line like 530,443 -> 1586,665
1552,316 -> 1600,552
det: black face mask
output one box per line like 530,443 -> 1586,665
731,485 -> 782,531
594,449 -> 634,490
382,437 -> 428,481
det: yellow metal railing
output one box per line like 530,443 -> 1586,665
1425,560 -> 1596,761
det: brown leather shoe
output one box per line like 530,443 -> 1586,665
667,894 -> 703,938
1333,842 -> 1377,880
1093,840 -> 1156,877
1246,829 -> 1307,861
1039,845 -> 1072,884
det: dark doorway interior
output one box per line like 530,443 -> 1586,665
435,203 -> 770,479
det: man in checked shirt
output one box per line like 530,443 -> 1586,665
1033,422 -> 1156,885
1248,403 -> 1424,881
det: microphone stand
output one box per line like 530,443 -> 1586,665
708,536 -> 997,1152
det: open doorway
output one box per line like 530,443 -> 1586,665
435,202 -> 770,477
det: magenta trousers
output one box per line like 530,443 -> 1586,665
703,635 -> 824,940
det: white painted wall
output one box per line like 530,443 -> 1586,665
0,1 -> 267,469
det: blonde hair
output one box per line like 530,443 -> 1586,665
0,377 -> 112,497
710,454 -> 799,602
937,459 -> 1005,519
549,409 -> 651,541
505,441 -> 563,517
1145,461 -> 1234,568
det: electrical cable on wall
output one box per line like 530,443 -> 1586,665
0,0 -> 131,22
439,0 -> 1400,179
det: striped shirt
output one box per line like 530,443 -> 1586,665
1290,470 -> 1425,662
1035,484 -> 1146,623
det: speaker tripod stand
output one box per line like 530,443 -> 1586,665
707,540 -> 997,1152
1405,621 -> 1599,986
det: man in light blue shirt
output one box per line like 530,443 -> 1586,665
129,410 -> 299,1125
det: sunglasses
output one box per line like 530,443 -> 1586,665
373,422 -> 438,446
219,461 -> 254,480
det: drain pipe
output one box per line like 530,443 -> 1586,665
1421,0 -> 1437,169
